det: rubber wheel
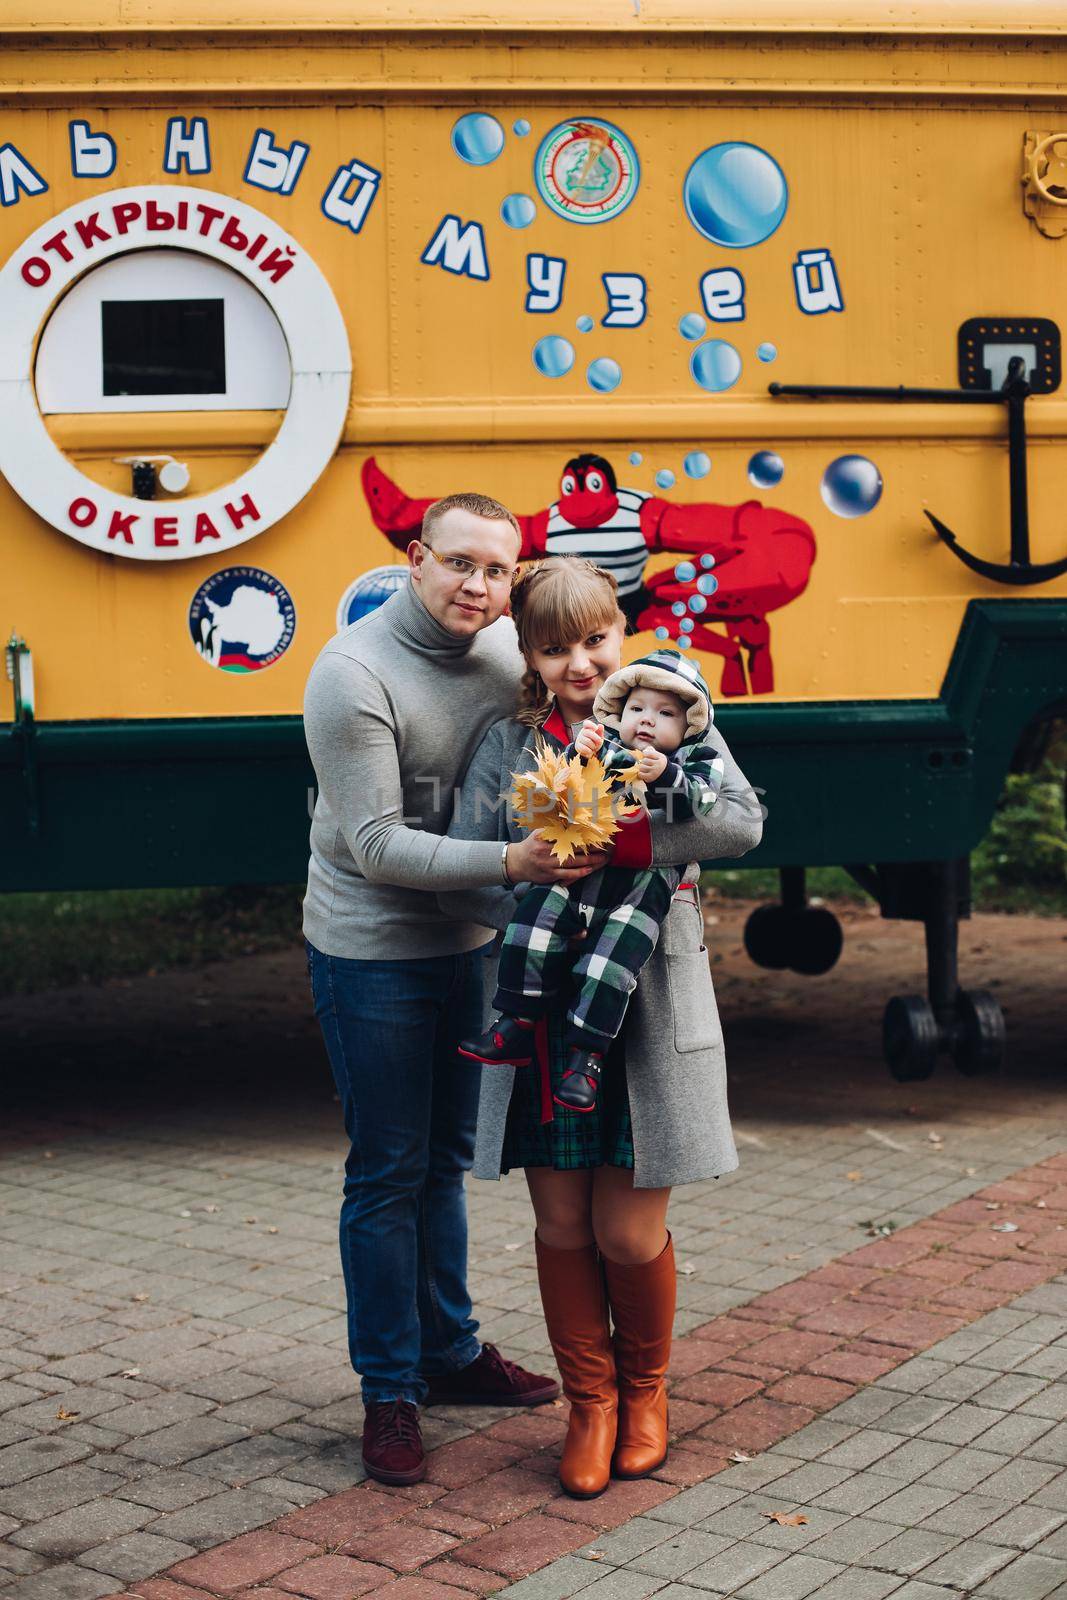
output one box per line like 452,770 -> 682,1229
952,988 -> 1006,1076
883,994 -> 939,1081
789,907 -> 844,976
743,904 -> 791,969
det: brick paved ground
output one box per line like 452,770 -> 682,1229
1,899 -> 1065,1595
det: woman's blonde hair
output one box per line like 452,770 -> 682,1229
509,557 -> 626,727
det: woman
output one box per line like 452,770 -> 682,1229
438,557 -> 763,1498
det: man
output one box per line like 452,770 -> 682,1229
303,492 -> 603,1486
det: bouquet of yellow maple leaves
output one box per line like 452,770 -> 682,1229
510,740 -> 643,864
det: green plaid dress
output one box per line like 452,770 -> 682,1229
499,1006 -> 635,1172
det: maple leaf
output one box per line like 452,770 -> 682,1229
510,742 -> 640,864
55,1407 -> 79,1422
762,1511 -> 808,1526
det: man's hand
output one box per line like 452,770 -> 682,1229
636,747 -> 668,782
573,719 -> 605,759
506,830 -> 611,885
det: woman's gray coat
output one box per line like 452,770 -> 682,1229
438,716 -> 763,1189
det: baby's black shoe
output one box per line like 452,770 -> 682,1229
553,1048 -> 604,1113
459,1015 -> 536,1066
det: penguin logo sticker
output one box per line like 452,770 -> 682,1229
534,119 -> 640,225
189,566 -> 296,672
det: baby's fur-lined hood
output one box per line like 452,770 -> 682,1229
593,648 -> 713,742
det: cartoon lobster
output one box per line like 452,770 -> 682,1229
361,453 -> 816,695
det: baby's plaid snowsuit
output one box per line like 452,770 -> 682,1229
493,650 -> 726,1053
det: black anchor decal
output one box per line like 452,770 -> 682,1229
770,356 -> 1067,587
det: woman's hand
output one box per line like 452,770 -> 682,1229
573,719 -> 605,759
506,830 -> 611,885
636,748 -> 668,782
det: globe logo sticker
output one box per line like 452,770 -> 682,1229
189,567 -> 296,672
534,119 -> 639,225
336,565 -> 409,631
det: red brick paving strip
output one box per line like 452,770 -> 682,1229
105,1151 -> 1067,1600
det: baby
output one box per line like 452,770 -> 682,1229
459,648 -> 725,1112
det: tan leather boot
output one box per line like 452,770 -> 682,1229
603,1232 -> 676,1479
534,1236 -> 617,1498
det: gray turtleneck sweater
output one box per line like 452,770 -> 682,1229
302,577 -> 524,959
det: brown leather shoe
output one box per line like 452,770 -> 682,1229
603,1233 -> 676,1479
423,1343 -> 560,1407
361,1399 -> 425,1485
535,1236 -> 617,1499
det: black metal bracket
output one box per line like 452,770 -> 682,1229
769,359 -> 1067,586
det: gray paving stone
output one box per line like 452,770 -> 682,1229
1021,1384 -> 1067,1422
867,1438 -> 957,1481
1030,1421 -> 1067,1465
915,1539 -> 1017,1589
498,1555 -> 603,1600
118,1414 -> 250,1467
979,1456 -> 1061,1501
683,1540 -> 784,1593
753,1463 -> 852,1506
647,1481 -> 747,1527
819,1430 -> 901,1471
75,1529 -> 197,1581
183,1430 -> 313,1484
0,1562 -> 119,1598
971,1551 -> 1067,1598
860,1526 -> 961,1576
811,1472 -> 901,1516
919,1402 -> 1004,1445
923,1364 -> 1001,1402
148,1483 -> 307,1547
629,1529 -> 735,1579
800,1515 -> 899,1564
917,1490 -> 1007,1539
875,1395 -> 958,1438
578,1517 -> 675,1565
980,1501 -> 1066,1549
1030,1468 -> 1067,1510
118,1466 -> 229,1511
9,1495 -> 151,1557
564,1570 -> 670,1600
0,1437 -> 90,1488
918,1445 -> 1007,1492
978,1412 -> 1058,1456
865,1482 -> 958,1527
734,1552 -> 843,1599
974,1372 -> 1052,1412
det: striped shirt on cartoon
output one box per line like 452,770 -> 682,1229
545,486 -> 651,598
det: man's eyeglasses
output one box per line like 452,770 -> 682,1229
420,542 -> 518,587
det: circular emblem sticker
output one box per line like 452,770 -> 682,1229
534,119 -> 639,225
189,567 -> 296,672
336,565 -> 409,631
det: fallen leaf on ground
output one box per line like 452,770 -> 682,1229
763,1511 -> 808,1526
121,1368 -> 141,1379
55,1407 -> 79,1421
131,1293 -> 149,1303
678,1262 -> 696,1276
727,1450 -> 752,1463
846,1170 -> 862,1181
928,1130 -> 944,1145
504,1242 -> 522,1252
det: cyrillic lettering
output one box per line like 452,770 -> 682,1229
21,257 -> 50,286
258,247 -> 295,283
146,200 -> 176,231
792,249 -> 844,316
700,268 -> 746,323
194,513 -> 221,543
220,215 -> 249,251
163,116 -> 211,175
153,516 -> 179,547
244,128 -> 309,195
421,215 -> 489,281
321,160 -> 380,234
224,494 -> 260,530
0,143 -> 47,207
107,509 -> 138,544
41,230 -> 74,264
602,272 -> 646,328
112,202 -> 141,235
194,203 -> 224,237
69,120 -> 116,179
69,497 -> 97,528
74,212 -> 110,249
525,253 -> 566,314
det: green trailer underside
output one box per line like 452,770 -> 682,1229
2,600 -> 1066,893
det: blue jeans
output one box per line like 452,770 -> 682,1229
306,941 -> 485,1406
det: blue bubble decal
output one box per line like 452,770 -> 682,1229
501,193 -> 536,228
513,118 -> 531,137
821,455 -> 883,518
679,617 -> 695,633
683,142 -> 788,248
697,572 -> 718,595
684,451 -> 711,480
576,315 -> 594,333
691,339 -> 742,393
533,336 -> 575,377
674,561 -> 696,582
654,625 -> 670,640
671,601 -> 686,617
677,635 -> 692,649
699,554 -> 715,570
629,451 -> 643,465
687,594 -> 708,613
757,342 -> 778,363
451,113 -> 505,166
748,450 -> 784,488
587,357 -> 622,393
679,313 -> 707,342
656,469 -> 676,490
